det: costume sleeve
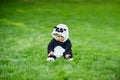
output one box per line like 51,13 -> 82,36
47,39 -> 54,54
64,39 -> 72,55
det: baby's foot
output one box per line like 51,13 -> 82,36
47,57 -> 55,61
47,55 -> 56,61
68,58 -> 73,61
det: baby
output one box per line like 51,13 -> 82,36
47,24 -> 73,61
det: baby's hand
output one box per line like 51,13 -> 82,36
65,54 -> 71,59
48,51 -> 54,56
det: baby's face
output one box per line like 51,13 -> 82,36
55,34 -> 64,42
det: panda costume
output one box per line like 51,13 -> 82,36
47,24 -> 73,61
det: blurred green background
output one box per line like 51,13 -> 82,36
1,0 -> 120,3
0,0 -> 120,80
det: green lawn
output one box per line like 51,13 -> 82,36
0,1 -> 120,80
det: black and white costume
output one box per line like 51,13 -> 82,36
47,24 -> 73,61
48,38 -> 72,58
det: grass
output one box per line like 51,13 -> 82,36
0,1 -> 120,80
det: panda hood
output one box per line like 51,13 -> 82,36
51,24 -> 69,42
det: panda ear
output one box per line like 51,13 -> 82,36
55,27 -> 59,32
64,29 -> 66,31
54,27 -> 57,28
